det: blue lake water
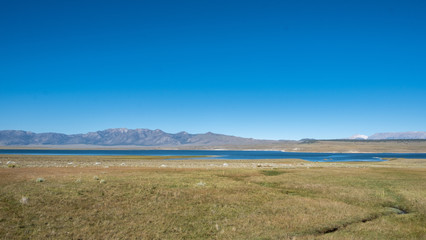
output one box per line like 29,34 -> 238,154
1,149 -> 426,162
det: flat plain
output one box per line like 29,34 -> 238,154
0,154 -> 425,239
2,139 -> 426,153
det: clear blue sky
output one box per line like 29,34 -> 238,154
1,0 -> 425,140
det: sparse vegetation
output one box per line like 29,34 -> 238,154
0,155 -> 425,239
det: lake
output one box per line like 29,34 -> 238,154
1,149 -> 426,162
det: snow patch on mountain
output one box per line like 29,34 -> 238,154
348,134 -> 369,140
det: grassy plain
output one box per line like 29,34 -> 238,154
282,140 -> 426,153
2,139 -> 426,153
204,140 -> 426,153
0,155 -> 425,239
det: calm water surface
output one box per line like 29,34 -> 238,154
1,149 -> 426,162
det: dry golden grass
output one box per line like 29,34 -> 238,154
287,140 -> 426,153
0,156 -> 425,239
213,140 -> 426,153
2,139 -> 426,153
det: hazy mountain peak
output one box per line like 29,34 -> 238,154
349,134 -> 369,140
369,131 -> 426,140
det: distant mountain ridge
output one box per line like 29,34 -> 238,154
345,131 -> 426,140
368,131 -> 426,140
2,129 -> 425,146
0,128 -> 278,146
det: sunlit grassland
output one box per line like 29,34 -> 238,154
0,156 -> 425,239
2,139 -> 426,153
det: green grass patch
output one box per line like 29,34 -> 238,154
260,169 -> 286,176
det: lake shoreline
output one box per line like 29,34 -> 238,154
2,150 -> 426,163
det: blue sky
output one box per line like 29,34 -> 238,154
1,0 -> 425,140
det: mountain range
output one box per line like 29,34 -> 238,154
0,129 -> 425,146
368,131 -> 426,140
349,132 -> 426,140
0,128 -> 278,146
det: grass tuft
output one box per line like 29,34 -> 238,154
35,177 -> 44,183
